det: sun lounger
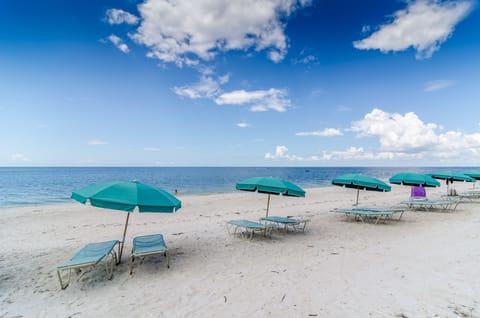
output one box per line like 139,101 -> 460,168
400,199 -> 460,211
130,234 -> 169,275
333,208 -> 402,224
456,190 -> 480,201
227,220 -> 274,239
57,240 -> 120,289
259,216 -> 309,233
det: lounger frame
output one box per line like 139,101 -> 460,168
227,220 -> 274,239
260,216 -> 309,233
130,234 -> 169,275
57,240 -> 120,290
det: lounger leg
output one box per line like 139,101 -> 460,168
130,255 -> 135,275
165,251 -> 170,268
57,269 -> 71,290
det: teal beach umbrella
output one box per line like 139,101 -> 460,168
332,174 -> 391,205
236,177 -> 305,217
72,180 -> 181,261
462,171 -> 480,180
428,171 -> 475,194
389,173 -> 440,187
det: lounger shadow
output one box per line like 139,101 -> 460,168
57,240 -> 120,290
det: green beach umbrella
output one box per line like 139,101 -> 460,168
462,171 -> 480,180
71,180 -> 181,261
332,174 -> 391,206
389,173 -> 440,187
236,177 -> 305,217
428,171 -> 475,194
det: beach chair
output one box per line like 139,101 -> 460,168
227,220 -> 274,239
130,234 -> 169,275
333,208 -> 401,224
410,186 -> 427,201
259,216 -> 309,233
57,240 -> 120,290
400,199 -> 460,211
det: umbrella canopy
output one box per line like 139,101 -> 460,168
462,171 -> 480,180
389,172 -> 440,187
428,171 -> 475,183
428,172 -> 475,194
236,177 -> 305,217
332,174 -> 391,205
71,180 -> 181,261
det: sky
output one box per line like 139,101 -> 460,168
1,0 -> 480,167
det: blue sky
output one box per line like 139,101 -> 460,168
1,0 -> 479,166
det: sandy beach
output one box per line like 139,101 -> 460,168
1,183 -> 479,317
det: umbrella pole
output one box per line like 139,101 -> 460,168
266,193 -> 271,217
355,189 -> 360,206
119,212 -> 131,262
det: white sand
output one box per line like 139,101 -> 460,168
1,184 -> 480,317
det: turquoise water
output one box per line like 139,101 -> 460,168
0,166 -> 476,207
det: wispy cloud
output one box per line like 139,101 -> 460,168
424,80 -> 455,92
129,0 -> 312,66
353,0 -> 474,59
105,9 -> 139,25
173,70 -> 229,99
337,105 -> 352,112
215,88 -> 291,112
265,145 -> 304,160
88,140 -> 108,145
11,153 -> 31,162
236,122 -> 251,128
108,34 -> 130,53
296,128 -> 343,137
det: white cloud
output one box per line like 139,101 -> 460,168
108,34 -> 130,53
173,69 -> 229,99
296,128 -> 344,137
236,122 -> 251,128
88,140 -> 108,145
351,108 -> 480,159
11,153 -> 31,162
265,145 -> 304,160
130,0 -> 311,65
424,80 -> 455,92
215,88 -> 291,112
106,9 -> 139,25
144,147 -> 161,152
353,0 -> 473,59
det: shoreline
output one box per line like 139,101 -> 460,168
1,183 -> 479,317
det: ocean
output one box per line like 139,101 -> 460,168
0,166 -> 476,208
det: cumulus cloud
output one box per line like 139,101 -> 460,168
215,88 -> 291,112
106,8 -> 139,25
424,79 -> 455,92
108,34 -> 130,53
351,108 -> 480,159
353,0 -> 473,59
265,145 -> 304,160
236,122 -> 251,128
296,128 -> 343,137
11,153 -> 31,162
129,0 -> 311,65
88,140 -> 108,145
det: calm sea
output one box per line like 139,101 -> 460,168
0,167 -> 476,208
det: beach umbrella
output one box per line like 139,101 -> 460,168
389,173 -> 440,187
428,172 -> 475,194
462,171 -> 480,180
463,171 -> 480,188
332,174 -> 391,206
71,180 -> 181,261
236,177 -> 305,217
